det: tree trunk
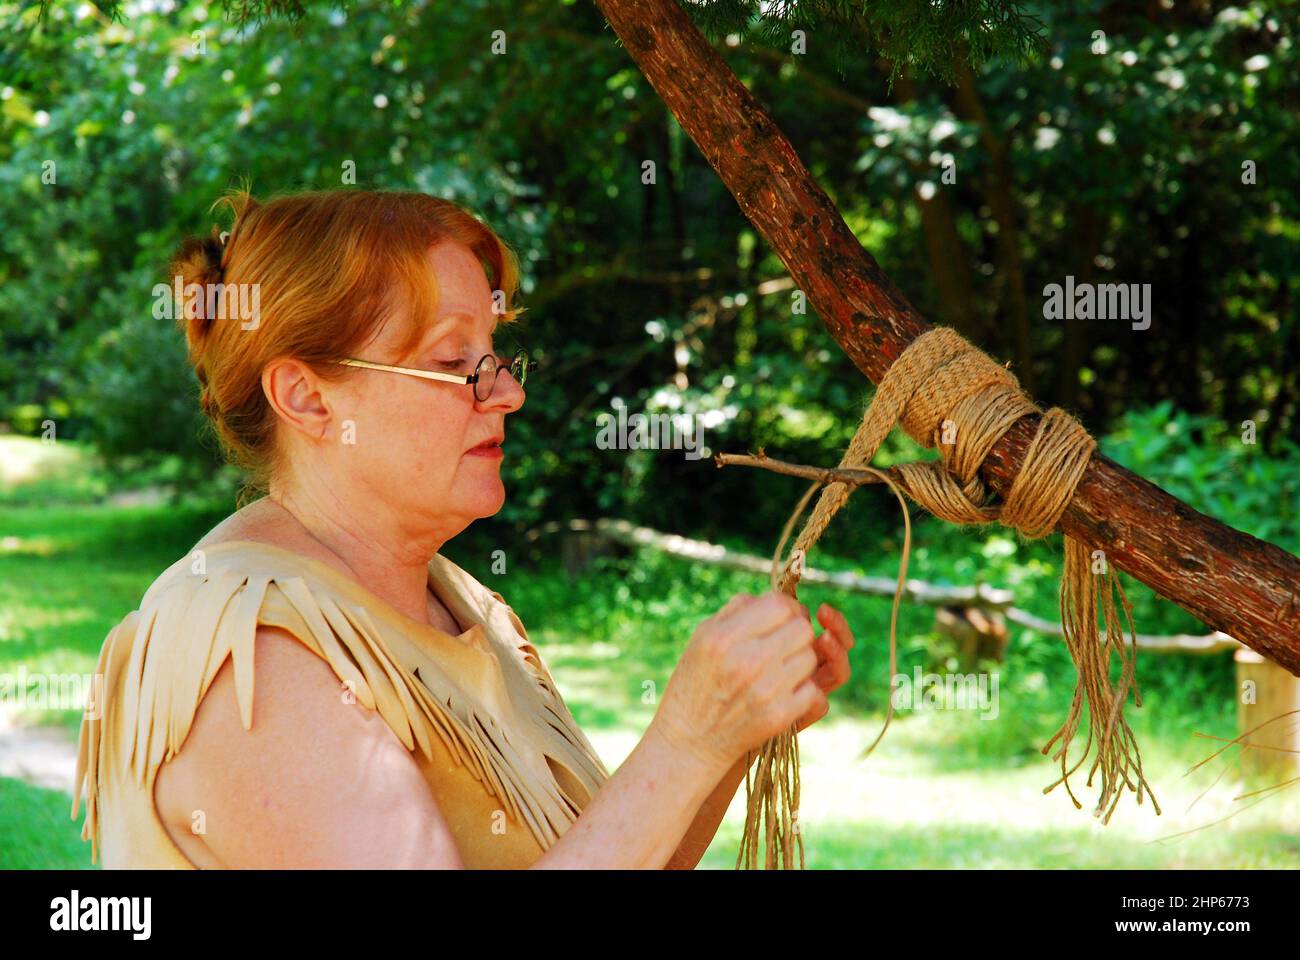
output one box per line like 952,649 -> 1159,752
590,0 -> 1300,675
890,67 -> 983,342
1060,200 -> 1104,412
949,57 -> 1034,394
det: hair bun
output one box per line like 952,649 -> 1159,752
169,227 -> 228,356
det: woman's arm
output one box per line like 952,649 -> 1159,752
543,601 -> 854,869
158,596 -> 846,869
662,752 -> 754,870
657,603 -> 856,869
154,627 -> 470,868
529,721 -> 734,869
158,626 -> 737,869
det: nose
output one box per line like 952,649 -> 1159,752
477,365 -> 525,412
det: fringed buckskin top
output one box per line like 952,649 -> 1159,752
71,540 -> 611,868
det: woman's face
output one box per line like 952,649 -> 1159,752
318,239 -> 525,544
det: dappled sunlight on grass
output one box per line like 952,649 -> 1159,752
674,714 -> 1300,869
0,602 -> 99,639
575,709 -> 1300,869
0,535 -> 59,557
0,436 -> 91,487
0,437 -> 108,506
0,502 -> 231,738
534,630 -> 663,735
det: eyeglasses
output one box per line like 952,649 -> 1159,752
335,349 -> 536,402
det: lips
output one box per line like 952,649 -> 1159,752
469,435 -> 504,452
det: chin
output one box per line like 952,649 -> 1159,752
461,477 -> 507,519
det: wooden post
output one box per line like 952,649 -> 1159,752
1234,647 -> 1300,779
562,529 -> 617,577
934,605 -> 1008,670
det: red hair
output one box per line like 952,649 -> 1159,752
169,186 -> 523,497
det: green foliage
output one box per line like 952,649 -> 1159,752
49,0 -> 1050,87
1100,399 -> 1300,552
685,0 -> 1048,86
1,0 -> 1295,602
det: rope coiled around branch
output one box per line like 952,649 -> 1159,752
739,326 -> 1159,869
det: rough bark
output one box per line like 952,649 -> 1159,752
590,0 -> 1300,675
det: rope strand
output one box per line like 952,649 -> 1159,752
736,325 -> 1158,869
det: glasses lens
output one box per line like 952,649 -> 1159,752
474,354 -> 498,402
510,350 -> 529,388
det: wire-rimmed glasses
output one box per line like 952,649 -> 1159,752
335,348 -> 538,400
335,349 -> 536,402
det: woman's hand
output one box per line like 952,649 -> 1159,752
652,591 -> 826,772
792,603 -> 855,733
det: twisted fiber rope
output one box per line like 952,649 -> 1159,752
738,326 -> 1159,869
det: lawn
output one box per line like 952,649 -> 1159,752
1,436 -> 1296,869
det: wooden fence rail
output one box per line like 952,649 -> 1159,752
528,517 -> 1298,775
528,517 -> 1241,654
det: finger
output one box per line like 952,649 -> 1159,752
818,604 -> 855,650
793,632 -> 831,671
754,644 -> 818,706
716,593 -> 757,619
824,645 -> 852,691
809,633 -> 847,687
781,646 -> 819,685
813,631 -> 836,666
795,694 -> 830,732
755,615 -> 816,663
789,678 -> 829,727
720,591 -> 798,637
816,603 -> 843,632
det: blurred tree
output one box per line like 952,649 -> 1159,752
1,0 -> 1295,550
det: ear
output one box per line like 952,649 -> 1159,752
262,357 -> 332,441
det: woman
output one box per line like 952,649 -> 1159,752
72,188 -> 855,869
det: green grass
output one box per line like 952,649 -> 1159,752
0,777 -> 98,869
0,434 -> 240,509
0,499 -> 231,734
2,495 -> 1297,869
531,570 -> 1300,869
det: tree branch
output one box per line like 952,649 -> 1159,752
589,0 -> 1300,675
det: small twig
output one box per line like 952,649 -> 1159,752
714,449 -> 897,488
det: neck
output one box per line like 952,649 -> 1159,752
264,478 -> 445,626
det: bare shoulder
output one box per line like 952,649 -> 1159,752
192,497 -> 306,553
190,497 -> 273,549
154,625 -> 464,868
190,498 -> 359,578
